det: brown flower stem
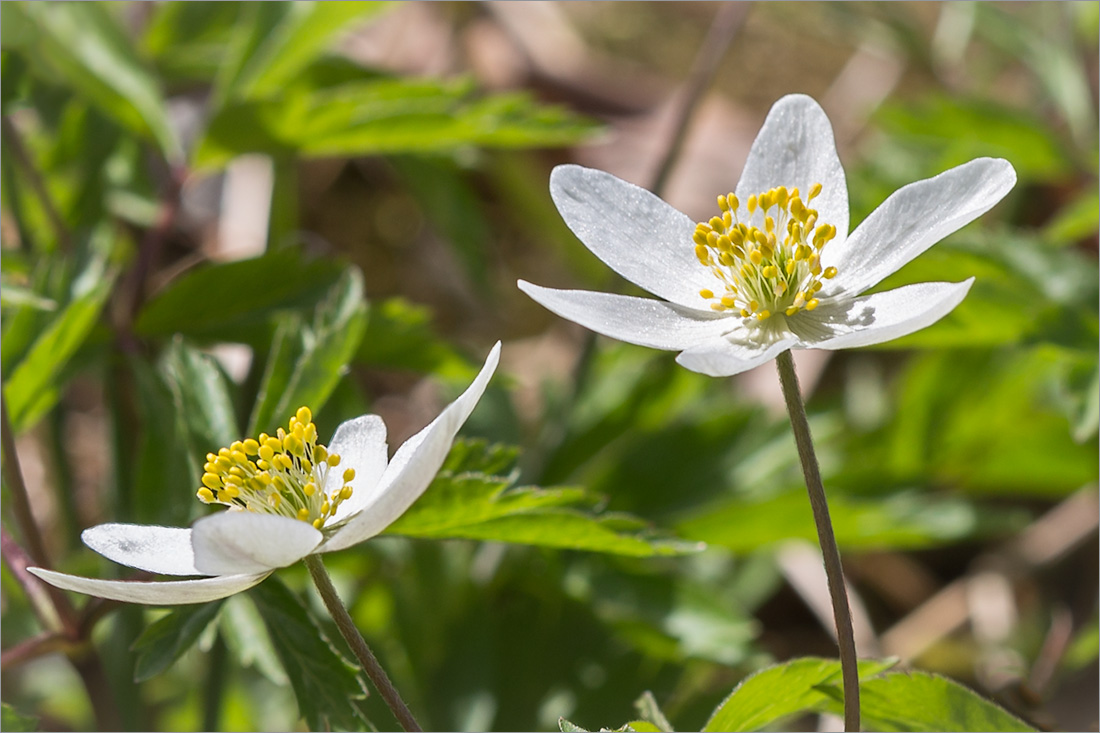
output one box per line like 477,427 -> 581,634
304,554 -> 422,732
775,349 -> 860,731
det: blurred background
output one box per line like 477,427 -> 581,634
1,2 -> 1097,731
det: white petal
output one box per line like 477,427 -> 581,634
518,280 -> 733,350
735,95 -> 849,242
812,279 -> 974,350
320,342 -> 500,552
675,333 -> 800,377
549,165 -> 714,307
323,415 -> 389,524
191,512 -> 322,575
27,567 -> 269,605
825,158 -> 1016,297
82,523 -> 202,576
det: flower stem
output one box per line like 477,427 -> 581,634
774,350 -> 860,732
303,554 -> 423,732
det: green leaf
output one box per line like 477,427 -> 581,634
358,297 -> 475,378
3,273 -> 113,432
159,339 -> 240,450
249,576 -> 370,732
820,670 -> 1036,732
1,702 -> 37,732
702,657 -> 897,732
1,2 -> 180,162
131,601 -> 224,682
678,491 -> 1027,554
1043,185 -> 1100,247
195,77 -> 599,169
0,284 -> 56,312
247,268 -> 367,434
220,594 -> 289,686
386,440 -> 701,557
135,248 -> 347,344
560,718 -> 590,733
229,1 -> 388,100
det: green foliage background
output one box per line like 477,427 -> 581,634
1,2 -> 1096,732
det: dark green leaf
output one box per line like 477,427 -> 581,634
633,691 -> 673,732
819,670 -> 1036,732
131,601 -> 224,682
247,268 -> 367,434
159,339 -> 240,450
249,576 -> 370,732
702,657 -> 897,732
134,248 -> 347,344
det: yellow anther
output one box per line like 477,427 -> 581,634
824,266 -> 838,279
264,437 -> 282,452
693,230 -> 708,246
711,303 -> 726,311
343,468 -> 356,482
708,216 -> 724,230
776,186 -> 789,207
765,216 -> 775,233
258,445 -> 274,462
749,250 -> 763,265
340,486 -> 353,501
786,260 -> 797,275
230,441 -> 244,454
296,406 -> 312,426
268,493 -> 281,508
707,232 -> 719,246
808,182 -> 823,201
303,423 -> 317,443
223,485 -> 240,499
313,518 -> 323,529
811,280 -> 823,292
806,298 -> 820,311
695,244 -> 710,263
699,288 -> 715,299
728,194 -> 739,211
230,450 -> 247,464
719,252 -> 735,266
774,281 -> 788,295
304,482 -> 316,497
747,194 -> 757,214
202,473 -> 222,489
242,438 -> 260,455
720,295 -> 737,308
740,308 -> 751,318
301,458 -> 312,473
328,453 -> 341,467
297,508 -> 310,521
314,445 -> 328,463
276,427 -> 287,441
785,305 -> 801,316
717,235 -> 733,252
762,265 -> 778,278
197,487 -> 215,503
722,211 -> 733,228
749,299 -> 759,311
756,310 -> 771,321
717,194 -> 730,212
320,501 -> 330,515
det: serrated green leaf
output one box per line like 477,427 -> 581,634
819,670 -> 1036,732
247,268 -> 367,434
1,702 -> 37,732
220,594 -> 289,686
1,2 -> 180,162
131,601 -> 224,682
134,248 -> 347,343
702,657 -> 897,732
386,440 -> 700,557
634,691 -> 673,732
195,77 -> 598,169
249,576 -> 370,732
3,273 -> 113,432
560,718 -> 590,732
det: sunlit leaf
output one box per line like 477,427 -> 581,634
817,669 -> 1036,732
702,657 -> 896,732
1,702 -> 37,732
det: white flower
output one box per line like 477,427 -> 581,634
518,95 -> 1016,377
28,343 -> 501,605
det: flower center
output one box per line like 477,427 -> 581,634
196,406 -> 355,530
693,183 -> 840,321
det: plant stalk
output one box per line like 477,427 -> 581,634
775,349 -> 860,731
304,554 -> 422,732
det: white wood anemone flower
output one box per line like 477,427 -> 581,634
28,343 -> 501,605
519,95 -> 1017,377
